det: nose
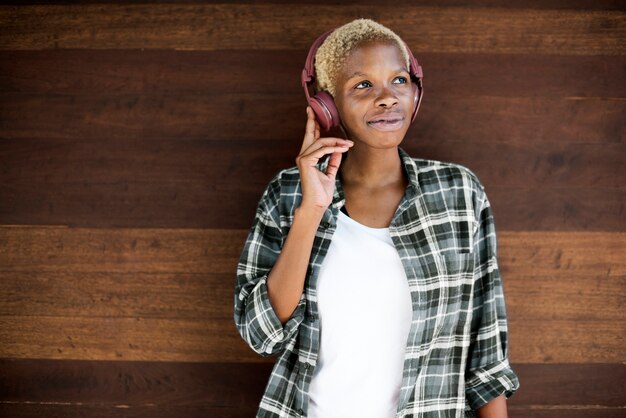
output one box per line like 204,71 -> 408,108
374,86 -> 398,108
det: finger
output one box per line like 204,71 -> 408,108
325,151 -> 343,179
300,106 -> 317,153
302,137 -> 352,156
301,144 -> 351,165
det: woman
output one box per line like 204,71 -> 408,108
234,19 -> 519,418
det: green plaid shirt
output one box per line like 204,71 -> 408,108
234,147 -> 520,417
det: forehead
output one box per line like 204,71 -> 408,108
340,40 -> 407,76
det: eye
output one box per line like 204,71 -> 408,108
354,80 -> 372,89
393,76 -> 408,84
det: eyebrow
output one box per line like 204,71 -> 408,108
345,68 -> 410,82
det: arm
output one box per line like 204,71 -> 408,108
267,205 -> 325,323
233,106 -> 352,355
476,394 -> 508,418
267,106 -> 352,323
233,176 -> 308,356
465,189 -> 520,411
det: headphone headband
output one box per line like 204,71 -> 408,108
301,29 -> 334,87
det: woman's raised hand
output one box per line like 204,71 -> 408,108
296,106 -> 353,212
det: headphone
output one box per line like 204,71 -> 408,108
301,29 -> 424,131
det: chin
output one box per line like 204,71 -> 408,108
368,125 -> 409,143
344,121 -> 409,146
361,133 -> 406,149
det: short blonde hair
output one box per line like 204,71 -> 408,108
314,18 -> 410,97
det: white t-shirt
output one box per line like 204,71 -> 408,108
307,209 -> 413,418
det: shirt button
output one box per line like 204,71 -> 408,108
298,409 -> 304,415
304,363 -> 310,370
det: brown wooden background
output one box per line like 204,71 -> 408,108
0,1 -> 624,417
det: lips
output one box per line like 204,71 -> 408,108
367,113 -> 405,131
367,112 -> 405,124
368,116 -> 404,123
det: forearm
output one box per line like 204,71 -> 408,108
266,205 -> 325,324
476,394 -> 508,418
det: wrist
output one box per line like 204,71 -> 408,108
295,204 -> 326,223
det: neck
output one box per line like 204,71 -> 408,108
339,144 -> 405,189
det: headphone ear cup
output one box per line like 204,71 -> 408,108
309,91 -> 340,131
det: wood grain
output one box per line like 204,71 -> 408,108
2,50 -> 624,103
1,138 -> 623,230
1,227 -> 624,362
0,5 -> 623,54
0,316 -> 259,362
1,91 -> 623,143
504,275 -> 624,321
0,2 -> 623,415
2,0 -> 623,10
1,228 -> 623,275
0,272 -> 622,321
0,227 -> 242,274
0,360 -> 623,417
0,272 -> 236,319
1,314 -> 622,362
0,404 -> 623,418
497,231 -> 625,277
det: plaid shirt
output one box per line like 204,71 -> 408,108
234,146 -> 520,417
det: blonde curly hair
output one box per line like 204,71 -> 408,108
314,18 -> 410,98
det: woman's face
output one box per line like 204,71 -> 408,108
333,40 -> 416,148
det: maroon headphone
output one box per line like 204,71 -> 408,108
301,29 -> 424,131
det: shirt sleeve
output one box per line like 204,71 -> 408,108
233,173 -> 306,356
465,190 -> 520,410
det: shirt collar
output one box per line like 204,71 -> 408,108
316,146 -> 421,211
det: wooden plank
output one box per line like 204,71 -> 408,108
0,361 -> 622,417
504,275 -> 624,321
0,272 -> 236,319
485,187 -> 625,231
0,229 -> 623,362
0,228 -> 622,276
0,91 -> 623,143
510,363 -> 626,406
0,360 -> 273,404
0,272 -> 622,322
0,316 -> 264,362
0,314 -> 621,362
0,5 -> 623,54
0,138 -> 623,230
0,227 -> 243,274
508,320 -> 624,363
497,231 -> 625,277
0,138 -> 621,188
1,229 -> 624,276
3,0 -> 623,11
0,405 -> 261,418
1,50 -> 624,103
509,409 -> 626,418
0,404 -> 622,418
0,360 -> 622,405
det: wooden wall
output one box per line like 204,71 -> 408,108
0,2 -> 624,417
